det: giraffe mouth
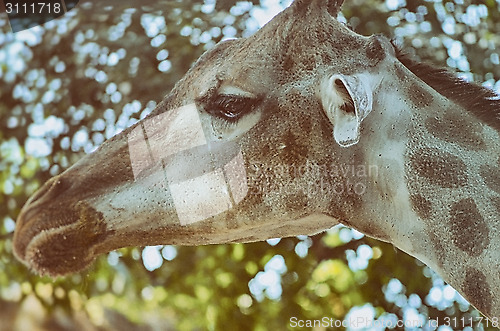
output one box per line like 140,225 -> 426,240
14,201 -> 112,277
13,176 -> 113,277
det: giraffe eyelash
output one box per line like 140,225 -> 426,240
199,93 -> 262,123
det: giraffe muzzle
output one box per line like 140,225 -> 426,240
13,176 -> 112,276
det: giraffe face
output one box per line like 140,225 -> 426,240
14,0 -> 401,276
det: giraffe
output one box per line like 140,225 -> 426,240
12,0 -> 500,320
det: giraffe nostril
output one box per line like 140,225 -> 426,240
29,176 -> 71,205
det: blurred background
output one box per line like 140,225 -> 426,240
1,0 -> 500,330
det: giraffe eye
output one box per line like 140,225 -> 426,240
203,95 -> 259,122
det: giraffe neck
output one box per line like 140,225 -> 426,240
336,70 -> 500,318
405,92 -> 500,317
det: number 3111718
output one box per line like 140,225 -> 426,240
5,2 -> 62,14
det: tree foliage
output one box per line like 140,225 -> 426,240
1,0 -> 499,330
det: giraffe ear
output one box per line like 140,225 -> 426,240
320,74 -> 373,147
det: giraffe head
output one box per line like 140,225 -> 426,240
15,0 -> 393,276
